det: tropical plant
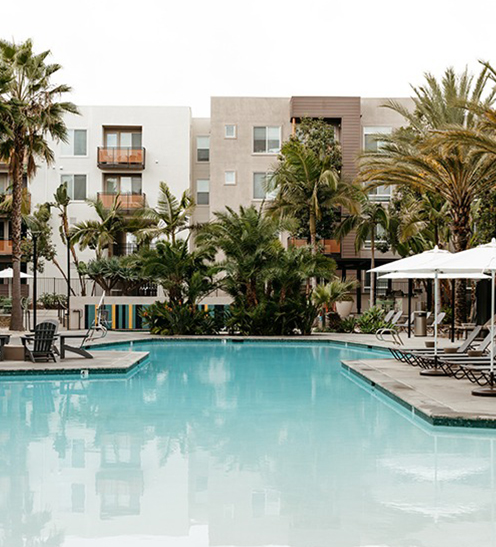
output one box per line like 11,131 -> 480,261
70,195 -> 124,259
51,182 -> 86,295
358,66 -> 496,321
142,301 -> 219,335
135,181 -> 195,244
197,205 -> 281,307
357,306 -> 391,334
77,256 -> 146,296
140,239 -> 216,306
337,198 -> 389,307
312,278 -> 359,328
269,138 -> 359,257
38,293 -> 67,309
197,205 -> 335,335
0,39 -> 78,329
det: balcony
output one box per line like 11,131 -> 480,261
0,240 -> 12,254
97,193 -> 146,213
288,238 -> 341,255
97,147 -> 146,169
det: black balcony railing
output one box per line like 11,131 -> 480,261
97,147 -> 146,169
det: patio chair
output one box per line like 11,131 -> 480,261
375,310 -> 403,344
426,312 -> 446,335
21,319 -> 59,363
389,325 -> 485,366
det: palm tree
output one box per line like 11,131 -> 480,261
196,205 -> 281,308
337,199 -> 389,308
0,40 -> 78,330
269,138 -> 360,255
312,278 -> 359,328
136,182 -> 194,244
70,195 -> 124,259
51,183 -> 86,295
357,66 -> 496,320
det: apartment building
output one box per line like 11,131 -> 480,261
0,96 -> 413,311
21,106 -> 192,284
192,95 -> 413,311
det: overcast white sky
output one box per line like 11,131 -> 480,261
1,0 -> 495,116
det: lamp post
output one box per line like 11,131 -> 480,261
67,236 -> 71,330
32,232 -> 38,329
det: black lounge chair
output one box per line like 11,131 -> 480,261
21,319 -> 59,363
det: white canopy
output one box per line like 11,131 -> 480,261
378,271 -> 489,280
369,246 -> 451,274
0,267 -> 32,279
400,239 -> 496,391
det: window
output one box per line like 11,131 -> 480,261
104,175 -> 142,194
253,173 -> 276,200
368,185 -> 392,202
253,126 -> 281,154
104,129 -> 142,148
0,174 -> 8,193
197,179 -> 209,205
62,174 -> 87,201
197,136 -> 210,162
225,125 -> 236,138
363,127 -> 392,152
225,171 -> 236,185
363,224 -> 387,249
61,129 -> 87,156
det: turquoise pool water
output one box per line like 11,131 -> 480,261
1,340 -> 496,547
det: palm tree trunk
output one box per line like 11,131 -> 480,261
309,212 -> 318,288
370,231 -> 376,308
452,207 -> 471,324
62,209 -> 86,296
10,146 -> 24,331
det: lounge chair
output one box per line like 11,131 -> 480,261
21,319 -> 59,363
389,325 -> 485,366
427,312 -> 446,334
375,310 -> 403,343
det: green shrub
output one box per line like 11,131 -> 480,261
141,301 -> 219,335
38,293 -> 67,309
357,306 -> 391,334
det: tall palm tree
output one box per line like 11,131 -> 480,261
358,66 -> 496,320
337,200 -> 389,308
70,195 -> 124,259
0,39 -> 77,330
136,181 -> 194,244
268,138 -> 360,255
51,183 -> 86,295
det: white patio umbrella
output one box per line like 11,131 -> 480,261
0,267 -> 33,298
369,247 -> 453,339
378,270 -> 488,363
407,239 -> 496,395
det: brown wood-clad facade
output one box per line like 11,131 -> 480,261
290,96 -> 361,182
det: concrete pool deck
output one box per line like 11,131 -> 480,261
1,329 -> 495,427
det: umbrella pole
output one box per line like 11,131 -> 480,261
451,279 -> 455,343
421,270 -> 446,376
473,269 -> 496,396
408,279 -> 412,338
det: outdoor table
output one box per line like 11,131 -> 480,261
59,334 -> 93,360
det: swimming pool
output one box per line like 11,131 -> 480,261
1,340 -> 495,546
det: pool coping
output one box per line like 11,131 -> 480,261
0,350 -> 150,379
342,359 -> 496,429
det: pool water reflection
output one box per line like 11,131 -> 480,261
1,341 -> 496,547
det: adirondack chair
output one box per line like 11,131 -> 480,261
21,319 -> 59,363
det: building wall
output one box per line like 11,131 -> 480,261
29,106 -> 192,280
209,97 -> 291,216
